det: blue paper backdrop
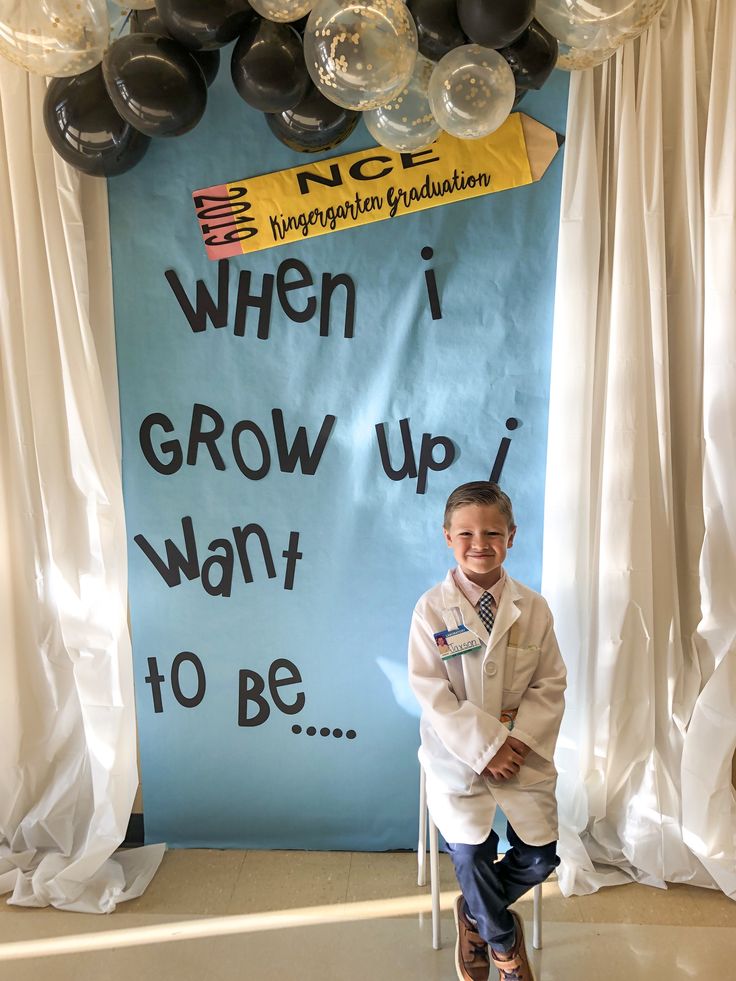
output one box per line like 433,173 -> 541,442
109,64 -> 568,849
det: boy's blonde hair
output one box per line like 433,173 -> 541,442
443,481 -> 515,530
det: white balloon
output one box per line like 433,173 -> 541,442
364,53 -> 439,152
536,0 -> 667,52
0,0 -> 109,76
428,45 -> 514,141
249,0 -> 314,23
304,0 -> 418,111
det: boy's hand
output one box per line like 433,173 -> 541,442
483,741 -> 525,781
506,735 -> 531,759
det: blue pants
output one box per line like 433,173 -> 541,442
445,823 -> 559,952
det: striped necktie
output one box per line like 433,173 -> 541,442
478,591 -> 495,633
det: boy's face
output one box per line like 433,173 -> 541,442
443,503 -> 516,588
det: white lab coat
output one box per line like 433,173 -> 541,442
408,570 -> 566,846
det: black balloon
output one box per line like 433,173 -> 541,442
191,48 -> 221,86
102,34 -> 207,138
131,8 -> 221,85
456,0 -> 534,49
155,0 -> 255,51
407,0 -> 467,62
231,19 -> 310,113
43,65 -> 150,177
500,20 -> 558,91
265,85 -> 359,153
130,8 -> 169,34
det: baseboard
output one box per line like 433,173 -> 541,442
124,812 -> 144,847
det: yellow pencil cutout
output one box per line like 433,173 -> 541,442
192,113 -> 565,260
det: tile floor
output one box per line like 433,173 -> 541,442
1,849 -> 735,980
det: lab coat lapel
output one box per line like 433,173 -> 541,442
482,580 -> 521,722
440,571 -> 486,639
440,570 -> 521,653
439,571 -> 485,705
487,576 -> 521,654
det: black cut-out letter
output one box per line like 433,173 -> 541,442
139,413 -> 183,475
187,403 -> 226,470
282,532 -> 303,591
231,420 -> 271,480
201,539 -> 234,597
272,410 -> 336,476
277,259 -> 317,323
145,658 -> 165,713
232,523 -> 277,583
171,652 -> 206,708
375,419 -> 418,481
417,433 -> 456,495
320,272 -> 355,338
268,659 -> 305,715
134,516 -> 200,587
238,669 -> 270,726
165,260 -> 229,333
234,269 -> 274,340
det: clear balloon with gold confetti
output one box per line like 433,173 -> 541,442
536,0 -> 667,52
364,53 -> 439,151
0,0 -> 109,77
555,41 -> 618,70
249,0 -> 315,23
428,44 -> 515,140
304,0 -> 418,111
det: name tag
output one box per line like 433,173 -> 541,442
434,625 -> 483,660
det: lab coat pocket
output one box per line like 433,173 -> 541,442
503,645 -> 541,693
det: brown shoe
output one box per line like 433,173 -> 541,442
453,894 -> 490,981
490,910 -> 535,981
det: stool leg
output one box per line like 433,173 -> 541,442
532,882 -> 542,950
418,767 -> 427,887
429,816 -> 441,950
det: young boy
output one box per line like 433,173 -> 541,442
408,481 -> 566,981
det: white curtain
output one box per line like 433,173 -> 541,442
543,0 -> 736,896
0,61 -> 164,913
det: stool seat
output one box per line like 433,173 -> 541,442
418,764 -> 543,951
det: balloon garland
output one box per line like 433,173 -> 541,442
0,0 -> 668,176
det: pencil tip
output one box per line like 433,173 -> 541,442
556,132 -> 565,148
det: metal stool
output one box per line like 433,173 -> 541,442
418,765 -> 543,952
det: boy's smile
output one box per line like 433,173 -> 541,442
443,503 -> 516,588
